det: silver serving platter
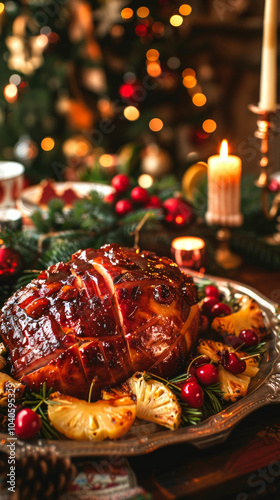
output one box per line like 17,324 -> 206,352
1,271 -> 280,457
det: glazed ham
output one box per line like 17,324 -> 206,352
0,244 -> 199,400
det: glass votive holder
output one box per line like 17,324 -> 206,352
171,236 -> 206,271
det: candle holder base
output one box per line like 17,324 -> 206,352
215,228 -> 242,270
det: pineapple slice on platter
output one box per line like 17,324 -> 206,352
197,339 -> 259,402
211,296 -> 266,341
123,372 -> 182,430
48,391 -> 136,441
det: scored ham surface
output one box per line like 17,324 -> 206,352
0,244 -> 199,400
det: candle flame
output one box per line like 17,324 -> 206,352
220,139 -> 228,160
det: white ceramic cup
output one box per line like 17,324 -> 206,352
0,162 -> 25,208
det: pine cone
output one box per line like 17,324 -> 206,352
0,447 -> 76,500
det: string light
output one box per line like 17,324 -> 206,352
124,106 -> 140,121
41,137 -> 55,151
167,57 -> 180,69
147,61 -> 161,77
4,84 -> 18,103
36,34 -> 48,48
9,74 -> 21,86
138,174 -> 153,188
152,22 -> 165,36
182,68 -> 196,78
203,119 -> 217,133
146,49 -> 159,61
137,7 -> 149,18
121,7 -> 133,20
192,93 -> 207,107
179,4 -> 192,16
0,3 -> 4,13
183,76 -> 197,88
149,118 -> 163,132
99,154 -> 114,167
170,15 -> 183,27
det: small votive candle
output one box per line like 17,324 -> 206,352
171,236 -> 206,270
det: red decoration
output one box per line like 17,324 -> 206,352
0,247 -> 24,282
115,199 -> 134,216
111,174 -> 130,194
135,24 -> 147,37
15,408 -> 41,439
105,192 -> 118,204
131,187 -> 150,205
163,197 -> 194,228
145,195 -> 162,209
119,83 -> 134,100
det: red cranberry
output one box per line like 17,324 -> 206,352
194,355 -> 210,368
196,363 -> 219,386
204,284 -> 219,299
221,351 -> 246,375
180,381 -> 204,408
239,329 -> 259,347
15,409 -> 41,439
201,297 -> 219,317
211,302 -> 232,318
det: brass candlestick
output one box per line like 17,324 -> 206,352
215,227 -> 242,270
249,103 -> 280,244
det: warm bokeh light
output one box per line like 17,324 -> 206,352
36,34 -> 48,48
135,24 -> 147,37
183,76 -> 197,88
152,22 -> 165,36
0,3 -> 4,14
170,15 -> 183,27
137,6 -> 149,18
179,4 -> 192,16
203,119 -> 217,133
220,139 -> 228,160
182,68 -> 196,78
121,7 -> 133,19
192,93 -> 207,106
110,25 -> 125,38
4,84 -> 18,103
97,98 -> 114,117
76,141 -> 89,156
149,118 -> 163,132
167,57 -> 180,69
146,49 -> 159,61
138,174 -> 153,188
175,215 -> 184,225
48,32 -> 60,43
9,74 -> 21,86
41,137 -> 55,151
99,154 -> 114,168
124,106 -> 140,121
147,61 -> 161,77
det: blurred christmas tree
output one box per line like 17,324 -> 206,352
0,0 -> 260,184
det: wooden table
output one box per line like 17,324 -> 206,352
129,263 -> 280,500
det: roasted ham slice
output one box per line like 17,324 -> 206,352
0,244 -> 199,400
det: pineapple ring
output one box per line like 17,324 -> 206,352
48,392 -> 136,441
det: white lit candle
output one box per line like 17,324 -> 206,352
259,0 -> 278,111
205,140 -> 243,227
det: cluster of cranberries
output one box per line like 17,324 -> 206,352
180,356 -> 218,408
106,174 -> 162,217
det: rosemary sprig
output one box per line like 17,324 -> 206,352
242,342 -> 266,357
202,384 -> 223,418
23,383 -> 64,440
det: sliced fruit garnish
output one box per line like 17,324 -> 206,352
0,373 -> 25,407
125,372 -> 181,430
211,297 -> 266,340
217,365 -> 250,402
47,391 -> 136,441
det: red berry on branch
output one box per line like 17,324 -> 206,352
105,192 -> 118,204
239,329 -> 259,347
221,351 -> 246,375
15,408 -> 41,439
115,199 -> 134,216
180,381 -> 204,408
131,186 -> 150,205
211,302 -> 232,318
145,195 -> 162,209
111,174 -> 130,194
201,296 -> 219,317
196,363 -> 219,386
204,284 -> 219,299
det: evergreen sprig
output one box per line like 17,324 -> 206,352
23,383 -> 64,441
242,342 -> 267,357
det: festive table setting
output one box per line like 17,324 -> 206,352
0,0 -> 280,499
